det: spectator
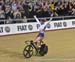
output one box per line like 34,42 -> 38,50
17,0 -> 23,11
11,0 -> 18,11
0,0 -> 5,11
0,5 -> 5,20
13,8 -> 22,23
34,1 -> 43,17
62,2 -> 69,16
13,8 -> 22,19
0,0 -> 75,23
55,0 -> 62,7
51,10 -> 58,17
0,5 -> 5,24
22,0 -> 33,18
49,0 -> 55,10
41,1 -> 50,17
5,0 -> 12,5
68,3 -> 73,15
71,8 -> 75,15
5,5 -> 13,19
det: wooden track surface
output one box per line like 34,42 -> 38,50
0,29 -> 75,62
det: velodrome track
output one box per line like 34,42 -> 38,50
0,29 -> 75,62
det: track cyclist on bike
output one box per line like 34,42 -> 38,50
33,16 -> 52,49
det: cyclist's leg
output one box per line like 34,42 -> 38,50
34,36 -> 44,48
33,33 -> 44,48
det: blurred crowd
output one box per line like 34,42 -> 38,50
0,0 -> 75,22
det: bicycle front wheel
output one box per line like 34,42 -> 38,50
23,45 -> 33,58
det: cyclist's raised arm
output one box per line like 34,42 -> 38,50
45,18 -> 52,26
34,16 -> 41,24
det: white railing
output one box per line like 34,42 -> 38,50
0,16 -> 75,24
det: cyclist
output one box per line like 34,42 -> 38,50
33,16 -> 52,48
